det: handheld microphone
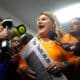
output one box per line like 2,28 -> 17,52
12,24 -> 26,37
12,24 -> 33,45
20,32 -> 33,45
48,31 -> 62,45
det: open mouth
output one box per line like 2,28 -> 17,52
38,25 -> 45,29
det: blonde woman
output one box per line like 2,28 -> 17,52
36,11 -> 69,74
36,12 -> 63,39
35,11 -> 80,79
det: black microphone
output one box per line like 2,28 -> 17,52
48,31 -> 62,45
20,32 -> 33,45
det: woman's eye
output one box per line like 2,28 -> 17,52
42,18 -> 46,21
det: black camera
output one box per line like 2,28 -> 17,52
2,18 -> 13,29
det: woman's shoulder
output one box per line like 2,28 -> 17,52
62,33 -> 71,37
61,33 -> 72,42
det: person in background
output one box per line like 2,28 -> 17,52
10,34 -> 36,80
61,17 -> 80,56
61,17 -> 80,80
0,16 -> 36,80
0,17 -> 14,80
0,17 -> 21,80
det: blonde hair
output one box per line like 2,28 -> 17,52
36,11 -> 64,39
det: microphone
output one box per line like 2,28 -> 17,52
20,32 -> 33,45
12,24 -> 33,48
48,31 -> 62,45
7,29 -> 33,56
13,24 -> 33,44
12,24 -> 26,37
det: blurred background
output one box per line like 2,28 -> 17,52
0,0 -> 80,35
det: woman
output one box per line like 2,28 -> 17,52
36,11 -> 80,76
36,11 -> 67,74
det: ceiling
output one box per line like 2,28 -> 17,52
0,0 -> 80,35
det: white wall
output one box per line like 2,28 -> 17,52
0,7 -> 35,35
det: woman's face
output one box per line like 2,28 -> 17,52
37,14 -> 55,37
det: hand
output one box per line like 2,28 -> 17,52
61,42 -> 76,51
47,61 -> 64,74
0,28 -> 8,39
24,67 -> 37,80
11,54 -> 20,63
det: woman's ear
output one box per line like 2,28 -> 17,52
51,23 -> 56,31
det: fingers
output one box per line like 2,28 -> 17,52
27,68 -> 36,76
47,62 -> 61,74
9,47 -> 19,55
27,72 -> 36,80
11,54 -> 20,62
47,63 -> 55,71
26,68 -> 37,80
5,26 -> 8,30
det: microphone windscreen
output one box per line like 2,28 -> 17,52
12,24 -> 26,36
48,31 -> 57,40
